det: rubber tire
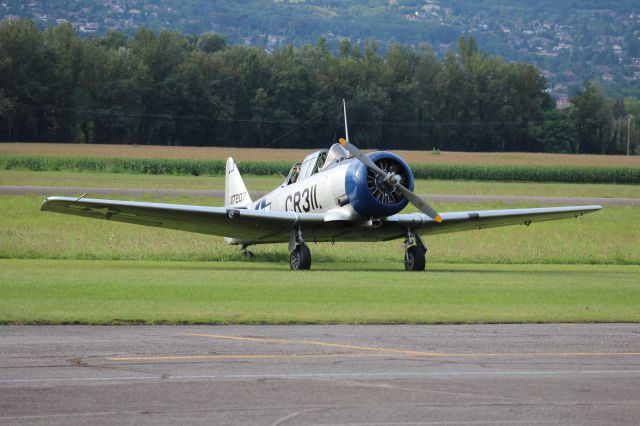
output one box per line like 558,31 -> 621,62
290,244 -> 312,270
405,245 -> 426,271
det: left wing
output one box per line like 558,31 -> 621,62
385,205 -> 602,236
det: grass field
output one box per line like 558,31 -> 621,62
2,142 -> 640,167
2,170 -> 640,198
1,259 -> 638,324
1,193 -> 637,265
1,158 -> 639,325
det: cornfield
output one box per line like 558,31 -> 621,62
2,155 -> 639,184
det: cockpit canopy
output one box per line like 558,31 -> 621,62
284,143 -> 351,186
322,143 -> 350,171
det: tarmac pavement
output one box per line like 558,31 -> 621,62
1,324 -> 639,425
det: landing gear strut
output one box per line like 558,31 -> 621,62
240,244 -> 255,259
404,229 -> 426,271
289,227 -> 311,270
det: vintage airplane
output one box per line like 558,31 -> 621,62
41,103 -> 601,270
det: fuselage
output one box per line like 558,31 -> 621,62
250,150 -> 414,221
253,160 -> 352,215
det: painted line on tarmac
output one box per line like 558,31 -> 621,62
186,332 -> 444,356
108,352 -> 640,362
183,333 -> 640,359
2,369 -> 640,385
108,353 -> 389,361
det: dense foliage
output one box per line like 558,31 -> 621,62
6,1 -> 640,98
4,155 -> 639,184
0,20 -> 637,154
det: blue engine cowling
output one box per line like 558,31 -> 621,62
344,151 -> 414,218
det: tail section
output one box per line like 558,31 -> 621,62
225,157 -> 253,209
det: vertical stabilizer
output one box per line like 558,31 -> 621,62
225,157 -> 252,209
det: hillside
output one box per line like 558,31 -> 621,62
2,0 -> 640,99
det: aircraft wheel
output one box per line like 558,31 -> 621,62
290,244 -> 311,270
404,246 -> 426,271
242,250 -> 255,259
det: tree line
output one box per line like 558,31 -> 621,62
0,19 -> 637,154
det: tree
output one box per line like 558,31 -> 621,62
623,97 -> 639,155
196,32 -> 226,54
571,82 -> 614,154
534,108 -> 576,153
0,88 -> 13,140
0,20 -> 53,142
44,23 -> 85,142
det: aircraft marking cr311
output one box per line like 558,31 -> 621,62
41,102 -> 601,270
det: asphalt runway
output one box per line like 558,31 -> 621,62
2,185 -> 639,206
1,324 -> 640,425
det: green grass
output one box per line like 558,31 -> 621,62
2,168 -> 638,326
1,260 -> 638,324
2,169 -> 640,198
1,194 -> 637,265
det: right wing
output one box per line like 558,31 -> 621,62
41,196 -> 325,243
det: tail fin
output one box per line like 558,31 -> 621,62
225,157 -> 252,209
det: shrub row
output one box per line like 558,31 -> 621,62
0,155 -> 290,176
2,155 -> 639,184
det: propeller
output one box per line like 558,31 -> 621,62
339,137 -> 443,223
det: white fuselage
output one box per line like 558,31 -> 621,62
252,160 -> 354,215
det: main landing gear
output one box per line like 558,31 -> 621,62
290,244 -> 311,270
404,229 -> 426,271
240,244 -> 255,259
289,227 -> 311,270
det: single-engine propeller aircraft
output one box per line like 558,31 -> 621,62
41,102 -> 601,270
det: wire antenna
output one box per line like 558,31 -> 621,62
343,99 -> 349,143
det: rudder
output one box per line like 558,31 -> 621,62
225,157 -> 253,209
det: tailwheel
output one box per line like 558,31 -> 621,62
290,244 -> 312,270
404,245 -> 426,271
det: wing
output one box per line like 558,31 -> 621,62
41,196 -> 325,243
301,205 -> 602,242
41,196 -> 601,245
386,205 -> 602,236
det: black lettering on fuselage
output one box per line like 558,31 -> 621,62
301,188 -> 310,212
293,192 -> 301,212
285,184 -> 320,212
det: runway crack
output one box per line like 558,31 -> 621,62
270,408 -> 322,426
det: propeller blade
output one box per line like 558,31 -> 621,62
339,138 -> 387,176
395,184 -> 443,223
339,138 -> 443,223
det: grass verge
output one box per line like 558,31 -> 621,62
0,259 -> 638,325
2,194 -> 637,265
2,169 -> 640,198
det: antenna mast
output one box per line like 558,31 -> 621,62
343,99 -> 349,143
